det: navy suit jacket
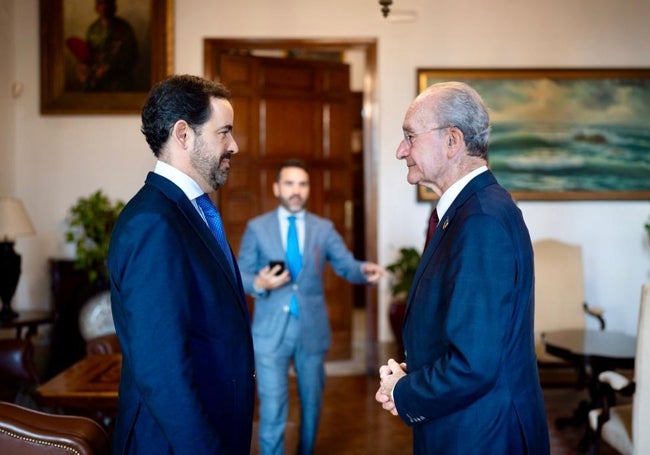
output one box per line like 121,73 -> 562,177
108,173 -> 255,454
238,210 -> 367,355
394,171 -> 550,454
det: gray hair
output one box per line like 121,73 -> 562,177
428,81 -> 490,158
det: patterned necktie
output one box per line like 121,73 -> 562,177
286,215 -> 302,317
196,194 -> 235,276
424,208 -> 439,250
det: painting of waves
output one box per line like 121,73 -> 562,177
489,123 -> 650,192
420,70 -> 650,199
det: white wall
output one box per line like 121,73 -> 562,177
9,0 -> 650,340
0,1 -> 15,195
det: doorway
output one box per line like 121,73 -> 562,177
203,38 -> 379,372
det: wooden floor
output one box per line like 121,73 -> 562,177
250,332 -> 412,454
248,311 -> 608,454
250,366 -> 621,454
250,374 -> 412,455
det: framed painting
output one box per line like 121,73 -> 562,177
417,69 -> 650,200
417,185 -> 437,202
40,0 -> 173,115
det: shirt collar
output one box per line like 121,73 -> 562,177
436,166 -> 488,220
278,206 -> 305,220
154,160 -> 204,201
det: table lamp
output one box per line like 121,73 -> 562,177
0,197 -> 36,320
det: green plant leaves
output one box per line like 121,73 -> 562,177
65,190 -> 124,283
386,247 -> 421,302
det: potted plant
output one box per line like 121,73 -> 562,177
385,246 -> 421,357
65,189 -> 124,339
47,190 -> 124,377
65,190 -> 124,285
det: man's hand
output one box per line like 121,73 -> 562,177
375,358 -> 407,416
253,265 -> 291,291
362,262 -> 387,284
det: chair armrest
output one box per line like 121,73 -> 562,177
598,370 -> 635,396
583,302 -> 606,330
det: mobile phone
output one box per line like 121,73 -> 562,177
269,260 -> 285,275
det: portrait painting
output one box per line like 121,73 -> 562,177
40,0 -> 173,114
417,69 -> 650,201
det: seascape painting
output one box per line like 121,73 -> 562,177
417,69 -> 650,200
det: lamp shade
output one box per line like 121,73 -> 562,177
0,197 -> 36,241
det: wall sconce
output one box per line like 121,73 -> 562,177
0,197 -> 36,320
379,0 -> 393,17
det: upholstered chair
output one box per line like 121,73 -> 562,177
588,283 -> 650,454
533,239 -> 605,386
0,338 -> 40,403
0,400 -> 111,454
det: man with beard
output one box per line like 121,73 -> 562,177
108,74 -> 255,454
237,159 -> 385,455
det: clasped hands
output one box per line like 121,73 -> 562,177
375,358 -> 407,417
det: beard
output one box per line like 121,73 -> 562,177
279,194 -> 306,213
190,137 -> 231,191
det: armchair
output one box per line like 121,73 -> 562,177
0,400 -> 110,454
588,283 -> 649,454
533,239 -> 605,386
0,338 -> 40,403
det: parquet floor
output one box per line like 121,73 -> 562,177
250,374 -> 412,455
249,310 -> 621,454
251,370 -> 622,455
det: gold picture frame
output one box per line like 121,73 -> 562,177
417,185 -> 437,202
417,68 -> 650,201
40,0 -> 173,115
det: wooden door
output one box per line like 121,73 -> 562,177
216,53 -> 355,359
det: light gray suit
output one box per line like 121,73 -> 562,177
239,209 -> 367,354
238,208 -> 368,455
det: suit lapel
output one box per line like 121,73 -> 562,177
303,214 -> 320,277
144,173 -> 248,313
266,211 -> 285,260
405,171 -> 499,319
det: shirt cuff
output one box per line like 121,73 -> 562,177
252,283 -> 268,297
390,376 -> 403,403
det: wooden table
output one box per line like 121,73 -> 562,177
0,310 -> 53,339
543,328 -> 636,450
543,329 -> 636,371
35,354 -> 120,413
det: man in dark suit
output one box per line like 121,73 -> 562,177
238,159 -> 385,455
375,82 -> 550,454
108,75 -> 255,454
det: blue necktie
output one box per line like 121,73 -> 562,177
286,215 -> 302,317
196,194 -> 235,276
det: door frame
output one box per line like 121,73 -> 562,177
204,38 -> 379,373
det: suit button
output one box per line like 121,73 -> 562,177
283,305 -> 289,313
252,371 -> 256,379
292,284 -> 298,291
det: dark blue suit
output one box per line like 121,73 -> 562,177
108,172 -> 255,454
394,171 -> 549,454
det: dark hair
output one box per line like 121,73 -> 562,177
141,75 -> 231,157
276,159 -> 309,182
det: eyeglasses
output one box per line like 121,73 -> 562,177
402,126 -> 449,147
